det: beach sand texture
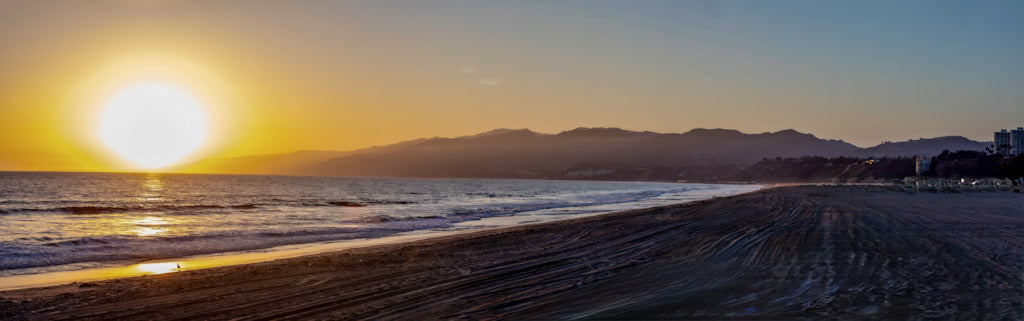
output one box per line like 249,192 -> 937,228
2,185 -> 1021,320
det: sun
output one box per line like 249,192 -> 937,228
98,83 -> 208,169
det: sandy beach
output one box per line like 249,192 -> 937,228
1,185 -> 1021,320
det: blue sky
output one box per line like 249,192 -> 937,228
0,0 -> 1021,168
339,0 -> 1024,144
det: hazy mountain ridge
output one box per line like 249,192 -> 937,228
176,128 -> 990,178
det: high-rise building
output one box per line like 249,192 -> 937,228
1012,127 -> 1024,156
995,129 -> 1012,155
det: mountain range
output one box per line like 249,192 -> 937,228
177,128 -> 990,179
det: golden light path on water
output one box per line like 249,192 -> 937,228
120,174 -> 175,237
136,262 -> 180,275
131,216 -> 172,237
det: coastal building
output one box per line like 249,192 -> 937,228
914,156 -> 931,176
995,129 -> 1012,155
1013,127 -> 1024,156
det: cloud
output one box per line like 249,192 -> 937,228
458,65 -> 500,86
476,77 -> 502,86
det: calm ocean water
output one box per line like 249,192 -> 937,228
0,172 -> 759,274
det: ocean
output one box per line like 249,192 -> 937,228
0,172 -> 759,275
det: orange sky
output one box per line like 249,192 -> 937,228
0,1 -> 1020,172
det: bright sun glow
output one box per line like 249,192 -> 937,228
99,84 -> 208,168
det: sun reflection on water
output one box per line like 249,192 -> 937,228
129,174 -> 172,236
131,216 -> 173,237
138,173 -> 164,202
132,226 -> 164,237
136,262 -> 180,275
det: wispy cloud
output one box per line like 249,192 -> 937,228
459,65 -> 501,86
476,77 -> 502,86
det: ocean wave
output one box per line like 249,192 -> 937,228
0,225 -> 450,270
0,204 -> 266,215
363,200 -> 416,205
57,206 -> 136,215
326,201 -> 365,207
357,215 -> 445,223
326,200 -> 416,207
0,200 -> 423,215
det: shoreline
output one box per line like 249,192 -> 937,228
2,185 -> 1020,319
0,184 -> 761,292
0,229 -> 473,292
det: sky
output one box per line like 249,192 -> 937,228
0,0 -> 1022,171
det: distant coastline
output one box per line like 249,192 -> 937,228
172,127 -> 1021,183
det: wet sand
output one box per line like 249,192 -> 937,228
2,185 -> 1022,320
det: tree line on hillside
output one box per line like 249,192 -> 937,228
924,150 -> 1024,179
